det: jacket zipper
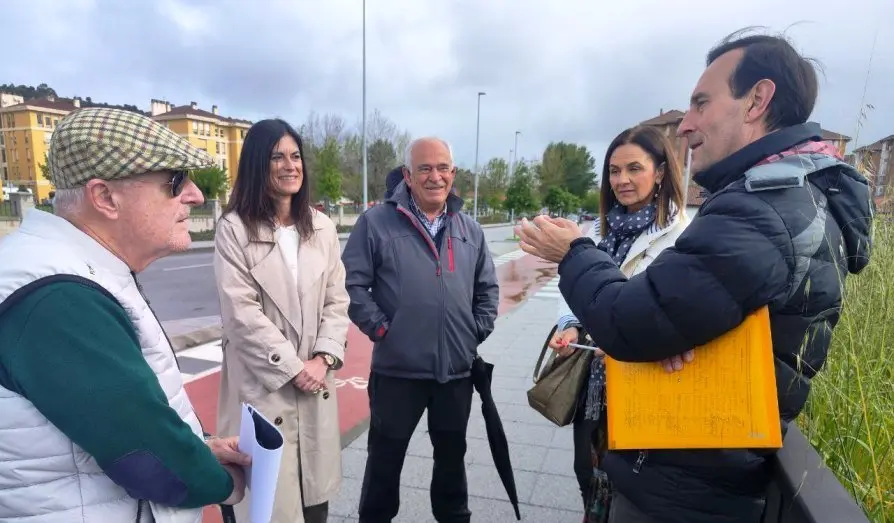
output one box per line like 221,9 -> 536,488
633,450 -> 648,473
447,237 -> 455,272
397,206 -> 448,378
397,207 -> 441,275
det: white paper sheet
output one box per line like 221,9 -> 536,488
237,403 -> 284,523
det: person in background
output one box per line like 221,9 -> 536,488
214,118 -> 350,523
342,137 -> 500,523
516,28 -> 873,523
384,165 -> 404,200
0,107 -> 248,523
548,126 -> 690,518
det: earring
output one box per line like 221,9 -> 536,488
655,183 -> 661,198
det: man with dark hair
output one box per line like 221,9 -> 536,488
515,28 -> 873,522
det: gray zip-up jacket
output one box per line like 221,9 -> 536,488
341,181 -> 500,383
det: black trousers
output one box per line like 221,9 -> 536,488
573,416 -> 601,508
358,372 -> 474,523
303,502 -> 328,523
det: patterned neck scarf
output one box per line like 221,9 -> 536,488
597,202 -> 658,264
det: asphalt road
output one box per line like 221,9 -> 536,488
140,224 -> 520,322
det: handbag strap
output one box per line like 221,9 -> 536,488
532,324 -> 558,383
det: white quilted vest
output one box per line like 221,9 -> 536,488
0,210 -> 205,523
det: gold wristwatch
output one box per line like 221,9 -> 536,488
319,353 -> 336,368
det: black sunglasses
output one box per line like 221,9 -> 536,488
164,170 -> 189,197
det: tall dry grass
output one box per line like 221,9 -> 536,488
799,214 -> 893,522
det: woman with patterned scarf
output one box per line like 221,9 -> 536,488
549,125 -> 691,522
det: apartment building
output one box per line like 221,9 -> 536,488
0,93 -> 253,201
0,95 -> 81,202
150,99 -> 252,186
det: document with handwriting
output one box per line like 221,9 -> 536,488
604,306 -> 782,450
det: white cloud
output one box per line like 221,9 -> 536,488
4,0 -> 893,169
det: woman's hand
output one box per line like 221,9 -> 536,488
549,327 -> 580,357
292,356 -> 329,393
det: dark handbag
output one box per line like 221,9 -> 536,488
526,325 -> 594,427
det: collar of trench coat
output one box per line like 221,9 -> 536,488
246,212 -> 327,338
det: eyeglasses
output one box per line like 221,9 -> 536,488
164,170 -> 189,197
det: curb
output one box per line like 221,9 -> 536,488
170,325 -> 222,352
340,418 -> 371,449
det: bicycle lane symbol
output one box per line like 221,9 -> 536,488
333,376 -> 369,390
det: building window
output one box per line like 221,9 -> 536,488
37,115 -> 43,126
192,121 -> 198,134
26,148 -> 31,161
1,150 -> 5,163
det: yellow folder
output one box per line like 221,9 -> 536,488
604,306 -> 782,450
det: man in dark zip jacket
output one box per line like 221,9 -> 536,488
342,137 -> 500,523
515,29 -> 873,523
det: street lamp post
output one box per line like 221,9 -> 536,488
361,0 -> 368,212
511,130 -> 520,177
473,91 -> 485,221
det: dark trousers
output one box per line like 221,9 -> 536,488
358,372 -> 474,523
303,502 -> 328,523
608,491 -> 656,523
573,416 -> 601,508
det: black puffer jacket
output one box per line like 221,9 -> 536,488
557,122 -> 873,523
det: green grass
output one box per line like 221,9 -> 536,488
799,216 -> 893,522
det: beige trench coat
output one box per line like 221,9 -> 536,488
213,209 -> 350,522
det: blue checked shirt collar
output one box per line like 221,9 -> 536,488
408,194 -> 448,238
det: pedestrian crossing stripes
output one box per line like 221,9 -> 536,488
530,275 -> 562,302
177,340 -> 223,383
492,249 -> 526,267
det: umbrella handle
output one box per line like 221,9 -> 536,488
220,504 -> 237,523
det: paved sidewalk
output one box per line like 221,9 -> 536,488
329,276 -> 585,522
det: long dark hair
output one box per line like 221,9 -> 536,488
225,118 -> 314,241
599,126 -> 685,237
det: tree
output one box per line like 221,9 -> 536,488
503,162 -> 539,215
452,167 -> 474,200
543,186 -> 580,215
339,133 -> 364,203
367,138 -> 397,200
536,142 -> 598,198
39,152 -> 51,183
478,157 -> 510,213
315,137 -> 342,209
191,166 -> 229,200
581,190 -> 600,213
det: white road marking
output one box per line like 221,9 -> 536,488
163,263 -> 213,272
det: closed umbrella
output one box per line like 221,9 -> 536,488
470,356 -> 522,520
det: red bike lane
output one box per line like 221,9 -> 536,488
193,251 -> 559,522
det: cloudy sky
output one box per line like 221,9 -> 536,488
6,0 -> 894,170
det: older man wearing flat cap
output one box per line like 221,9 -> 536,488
0,107 -> 249,523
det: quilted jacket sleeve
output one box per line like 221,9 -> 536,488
557,192 -> 793,362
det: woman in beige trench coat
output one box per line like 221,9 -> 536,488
213,118 -> 350,523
